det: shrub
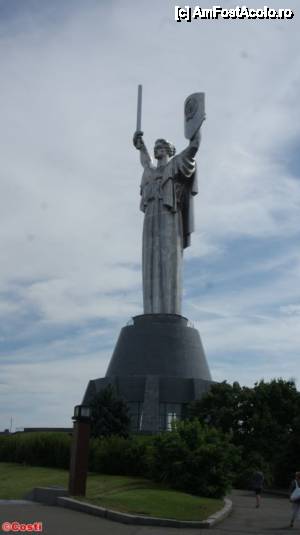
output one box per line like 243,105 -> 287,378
151,420 -> 240,498
0,432 -> 149,477
0,434 -> 18,462
0,433 -> 71,469
89,435 -> 148,476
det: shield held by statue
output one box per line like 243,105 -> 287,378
184,92 -> 205,140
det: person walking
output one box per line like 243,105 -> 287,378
252,470 -> 264,508
289,471 -> 300,528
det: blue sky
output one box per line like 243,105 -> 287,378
0,0 -> 299,431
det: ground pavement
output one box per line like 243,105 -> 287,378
0,490 -> 297,535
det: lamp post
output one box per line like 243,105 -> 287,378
68,404 -> 91,496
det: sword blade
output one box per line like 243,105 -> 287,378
136,84 -> 142,131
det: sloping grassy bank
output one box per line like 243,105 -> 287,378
0,463 -> 222,521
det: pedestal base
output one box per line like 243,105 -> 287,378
83,314 -> 213,433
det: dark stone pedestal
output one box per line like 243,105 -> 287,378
83,314 -> 213,433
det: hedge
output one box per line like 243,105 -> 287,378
0,422 -> 238,498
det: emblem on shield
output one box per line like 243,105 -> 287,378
184,92 -> 205,140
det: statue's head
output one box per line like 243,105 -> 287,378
154,139 -> 176,160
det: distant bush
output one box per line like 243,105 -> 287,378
0,432 -> 149,477
0,432 -> 71,469
89,435 -> 149,476
150,420 -> 240,498
0,434 -> 18,462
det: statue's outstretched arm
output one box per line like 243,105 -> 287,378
133,130 -> 152,169
184,128 -> 201,159
171,127 -> 202,182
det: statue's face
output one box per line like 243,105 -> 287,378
154,143 -> 168,160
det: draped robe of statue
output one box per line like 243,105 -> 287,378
140,143 -> 198,314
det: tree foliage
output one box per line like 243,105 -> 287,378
89,435 -> 149,476
151,419 -> 240,498
89,385 -> 131,438
188,379 -> 300,487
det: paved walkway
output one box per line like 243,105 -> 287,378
0,490 -> 297,534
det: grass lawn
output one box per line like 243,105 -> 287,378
0,463 -> 68,500
0,463 -> 223,521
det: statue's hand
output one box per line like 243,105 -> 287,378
133,130 -> 144,150
190,128 -> 201,147
191,116 -> 205,141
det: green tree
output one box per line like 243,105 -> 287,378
274,415 -> 300,487
188,380 -> 257,445
188,379 -> 300,487
244,379 -> 300,460
89,385 -> 131,438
